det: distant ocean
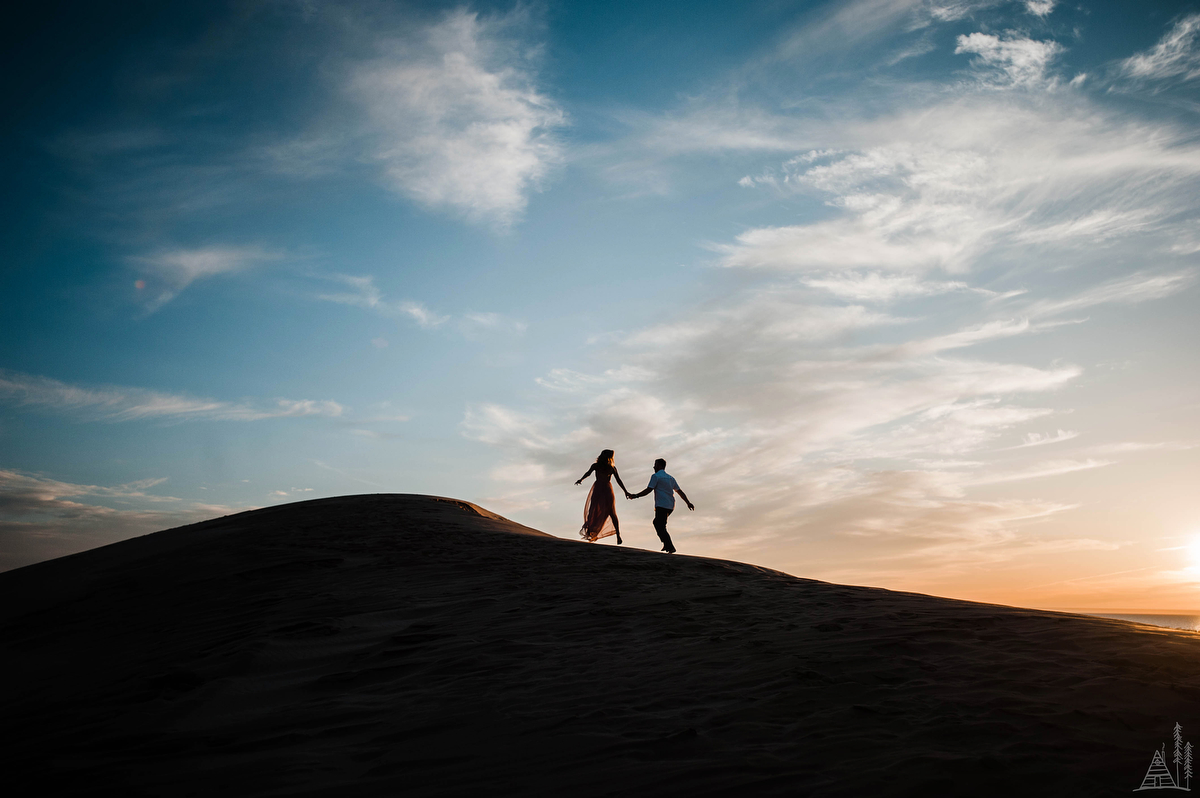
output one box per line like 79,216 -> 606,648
1068,611 -> 1200,632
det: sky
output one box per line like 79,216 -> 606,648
2,0 -> 1199,611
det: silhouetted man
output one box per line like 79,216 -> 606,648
628,458 -> 693,554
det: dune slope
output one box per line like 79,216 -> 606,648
2,494 -> 1198,797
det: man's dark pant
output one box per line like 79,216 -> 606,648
653,505 -> 675,552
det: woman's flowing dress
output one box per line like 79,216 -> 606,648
580,467 -> 618,541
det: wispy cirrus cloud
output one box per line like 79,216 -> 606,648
1025,270 -> 1195,318
969,458 -> 1113,486
1084,440 -> 1197,456
721,98 -> 1200,280
315,273 -> 525,336
997,429 -> 1078,450
800,272 -> 990,303
346,8 -> 565,227
130,245 -> 281,312
1118,14 -> 1200,86
317,274 -> 449,328
0,369 -> 343,423
924,1 -> 1006,23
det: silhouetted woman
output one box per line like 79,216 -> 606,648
576,449 -> 629,544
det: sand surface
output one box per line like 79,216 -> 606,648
3,494 -> 1199,796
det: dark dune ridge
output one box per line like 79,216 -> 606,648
2,494 -> 1199,797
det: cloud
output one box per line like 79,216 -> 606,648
0,369 -> 343,423
719,98 -> 1200,280
954,32 -> 1064,88
997,429 -> 1078,450
1085,440 -> 1197,455
1023,1 -> 1054,17
0,469 -> 240,571
317,274 -> 449,328
902,318 -> 1031,354
772,0 -> 928,63
801,272 -> 977,303
316,273 -> 525,335
347,8 -> 565,227
1025,270 -> 1194,318
970,458 -> 1112,485
1012,208 -> 1159,244
461,312 -> 528,336
130,246 -> 280,312
920,0 -> 1007,23
1118,14 -> 1200,85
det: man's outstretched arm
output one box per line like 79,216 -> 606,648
629,486 -> 652,499
675,486 -> 695,511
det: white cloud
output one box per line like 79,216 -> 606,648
903,318 -> 1030,354
317,274 -> 449,328
998,429 -> 1078,450
1013,208 -> 1159,244
461,311 -> 528,337
954,32 -> 1064,88
802,272 -> 975,302
1023,1 -> 1054,17
1119,14 -> 1200,85
399,301 -> 450,329
970,458 -> 1113,485
316,273 -> 524,335
1026,270 -> 1194,318
1085,440 -> 1197,455
925,1 -> 1005,23
719,99 -> 1200,278
348,8 -> 565,227
0,369 -> 343,423
130,246 -> 279,311
774,0 -> 929,62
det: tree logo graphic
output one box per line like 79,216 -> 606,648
1135,723 -> 1193,791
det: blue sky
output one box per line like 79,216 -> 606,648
3,0 -> 1200,609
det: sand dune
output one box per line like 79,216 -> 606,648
2,494 -> 1199,796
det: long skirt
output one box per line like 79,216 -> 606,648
580,481 -> 618,541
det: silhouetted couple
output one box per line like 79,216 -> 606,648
575,450 -> 694,553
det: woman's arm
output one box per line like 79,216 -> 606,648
613,468 -> 630,497
575,463 -> 596,485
